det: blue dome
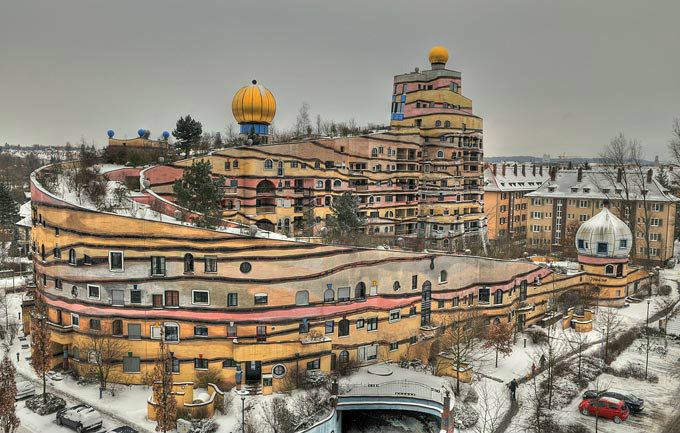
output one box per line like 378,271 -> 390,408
107,129 -> 115,138
162,130 -> 170,139
137,128 -> 145,137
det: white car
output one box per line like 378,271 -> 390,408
15,381 -> 35,399
56,405 -> 103,433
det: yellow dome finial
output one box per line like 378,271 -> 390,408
231,80 -> 277,125
428,45 -> 449,65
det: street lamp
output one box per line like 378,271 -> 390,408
645,299 -> 651,380
236,389 -> 249,433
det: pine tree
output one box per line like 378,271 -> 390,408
326,191 -> 365,243
0,355 -> 19,433
29,294 -> 52,403
152,337 -> 176,433
0,183 -> 19,239
172,115 -> 203,159
173,160 -> 225,228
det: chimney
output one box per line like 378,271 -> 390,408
577,167 -> 583,182
492,163 -> 497,176
532,165 -> 536,176
513,164 -> 518,176
522,164 -> 526,176
550,166 -> 556,181
502,164 -> 506,176
647,168 -> 653,183
616,168 -> 623,183
540,165 -> 543,176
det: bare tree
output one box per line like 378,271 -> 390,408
597,308 -> 622,364
483,321 -> 513,368
294,103 -> 311,137
81,331 -> 127,393
472,380 -> 507,433
152,336 -> 176,433
566,329 -> 590,382
533,324 -> 564,409
524,374 -> 549,433
0,355 -> 19,433
29,293 -> 51,403
258,397 -> 297,433
435,308 -> 489,395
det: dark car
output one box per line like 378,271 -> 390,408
582,390 -> 644,413
107,427 -> 139,433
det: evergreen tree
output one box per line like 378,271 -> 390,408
29,294 -> 52,403
326,191 -> 365,243
0,183 -> 19,239
172,115 -> 203,159
173,160 -> 225,228
0,355 -> 19,433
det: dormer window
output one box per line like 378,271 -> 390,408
596,242 -> 608,255
577,239 -> 586,250
619,239 -> 628,249
571,187 -> 578,192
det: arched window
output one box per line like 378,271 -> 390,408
264,159 -> 273,170
233,159 -> 239,168
393,281 -> 401,291
338,319 -> 350,337
295,290 -> 309,306
605,264 -> 614,275
324,289 -> 334,302
112,320 -> 123,336
338,350 -> 349,363
444,120 -> 451,128
355,282 -> 366,300
437,150 -> 444,158
435,120 -> 442,127
494,290 -> 503,304
333,180 -> 342,188
439,270 -> 447,283
68,248 -> 76,265
184,253 -> 194,273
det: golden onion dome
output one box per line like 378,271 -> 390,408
231,80 -> 276,125
428,45 -> 449,65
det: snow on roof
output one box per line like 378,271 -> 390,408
484,164 -> 549,192
18,200 -> 31,218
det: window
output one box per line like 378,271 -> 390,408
619,239 -> 628,249
325,321 -> 335,334
87,285 -> 100,300
123,356 -> 141,373
192,290 -> 210,305
439,270 -> 447,283
223,359 -> 238,368
111,290 -> 124,306
393,281 -> 401,291
194,358 -> 209,370
389,342 -> 399,352
109,251 -> 124,271
165,290 -> 179,307
367,317 -> 378,331
184,253 -> 194,273
605,264 -> 614,275
55,278 -> 62,290
227,323 -> 237,338
256,325 -> 267,341
130,289 -> 142,304
254,293 -> 268,305
577,239 -> 585,250
227,293 -> 238,307
354,282 -> 366,299
128,323 -> 141,340
204,256 -> 217,273
83,254 -> 92,265
299,319 -> 309,334
597,242 -> 608,254
264,159 -> 273,170
239,262 -> 252,273
152,294 -> 163,308
68,248 -> 76,265
151,256 -> 166,276
307,359 -> 321,370
164,323 -> 179,342
112,320 -> 123,336
478,287 -> 490,304
356,319 -> 365,329
233,159 -> 239,168
389,309 -> 401,322
338,319 -> 350,337
411,275 -> 418,290
453,297 -> 459,307
338,287 -> 350,301
650,218 -> 661,227
295,290 -> 309,306
324,288 -> 334,302
494,290 -> 503,305
437,150 -> 444,158
89,319 -> 101,331
194,325 -> 209,337
71,313 -> 79,328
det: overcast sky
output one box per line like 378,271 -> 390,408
1,0 -> 679,158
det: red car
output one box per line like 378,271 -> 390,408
579,396 -> 630,423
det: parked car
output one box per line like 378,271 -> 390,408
582,390 -> 644,413
56,404 -> 103,432
579,397 -> 630,423
46,370 -> 64,381
15,381 -> 35,400
107,427 -> 138,433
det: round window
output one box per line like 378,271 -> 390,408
239,262 -> 252,274
272,364 -> 286,378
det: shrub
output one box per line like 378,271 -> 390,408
25,393 -> 66,415
526,328 -> 548,345
335,357 -> 360,377
195,368 -> 225,390
658,285 -> 672,296
605,327 -> 640,364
